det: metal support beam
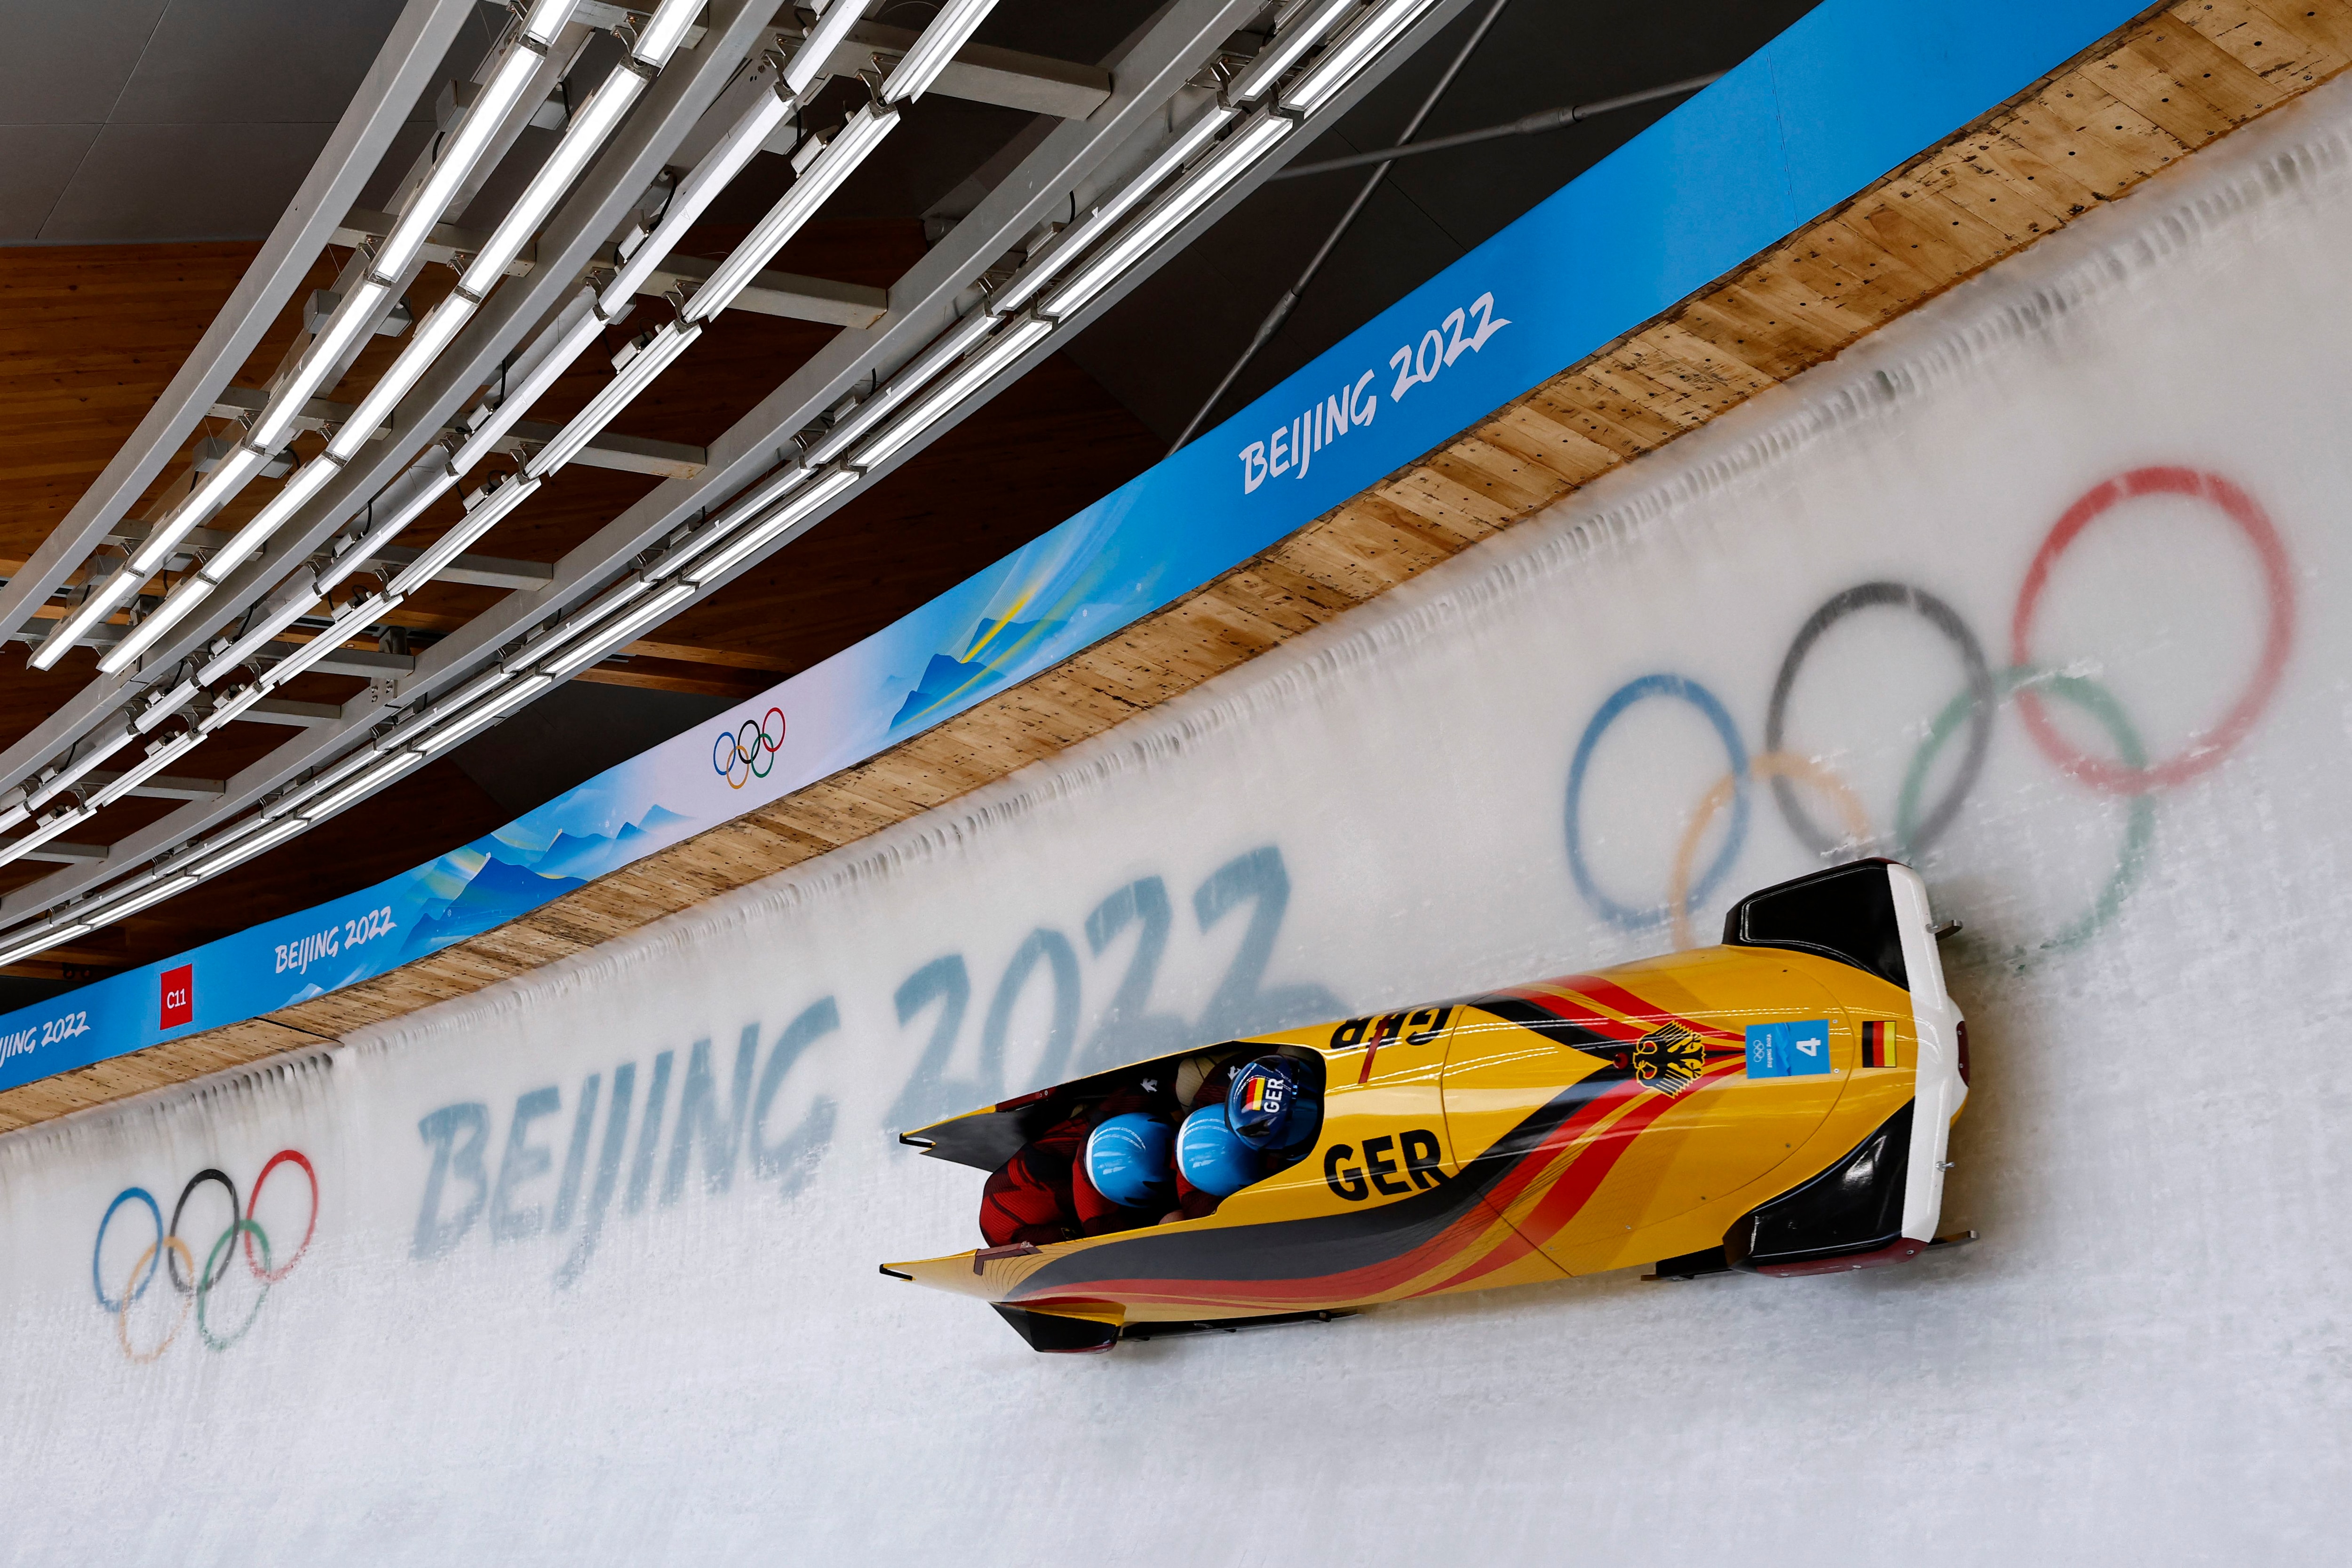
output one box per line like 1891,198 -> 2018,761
0,0 -> 782,918
76,773 -> 226,803
0,0 -> 1475,927
0,0 -> 774,811
816,21 -> 1113,119
330,207 -> 891,325
363,546 -> 553,591
0,0 -> 480,646
200,388 -> 708,478
243,701 -> 341,729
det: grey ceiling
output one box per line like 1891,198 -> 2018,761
0,0 -> 501,244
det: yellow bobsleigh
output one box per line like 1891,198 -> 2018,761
883,860 -> 1971,1353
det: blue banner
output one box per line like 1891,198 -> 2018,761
0,0 -> 2144,1092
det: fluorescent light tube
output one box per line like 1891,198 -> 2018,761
182,815 -> 307,879
684,103 -> 898,322
197,681 -> 262,735
989,107 -> 1233,315
630,0 -> 705,67
465,64 -> 648,297
24,725 -> 138,812
415,673 -> 555,755
601,85 -> 793,312
251,280 -> 393,451
511,576 -> 657,670
386,475 -> 541,595
525,321 -> 699,476
326,294 -> 477,461
301,751 -> 423,824
0,921 -> 92,968
135,678 -> 199,733
522,0 -> 582,45
131,442 -> 271,573
0,804 -> 95,871
850,316 -> 1050,469
678,466 -> 859,586
198,581 -> 327,686
374,42 -> 546,283
1041,114 -> 1294,320
89,872 -> 199,925
540,581 -> 694,677
97,577 -> 215,675
1284,0 -> 1444,113
700,461 -> 814,537
259,592 -> 398,691
809,308 -> 997,463
32,564 -> 140,671
1229,0 -> 1359,102
453,296 -> 606,475
201,453 -> 341,582
0,799 -> 24,836
880,0 -> 998,103
88,729 -> 201,809
318,461 -> 461,594
786,0 -> 871,93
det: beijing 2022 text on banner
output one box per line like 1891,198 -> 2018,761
0,0 -> 2147,1091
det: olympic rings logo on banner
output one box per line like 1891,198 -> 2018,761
91,1150 -> 318,1362
712,707 -> 786,790
1562,467 -> 2296,960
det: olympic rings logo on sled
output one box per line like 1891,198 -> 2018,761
712,706 -> 786,789
1562,467 -> 2297,954
90,1150 -> 319,1362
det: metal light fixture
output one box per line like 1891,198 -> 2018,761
989,105 -> 1233,316
453,293 -> 607,475
326,294 -> 478,462
540,581 -> 695,677
1227,0 -> 1360,103
629,0 -> 707,68
1041,114 -> 1295,320
1284,0 -> 1445,113
526,321 -> 700,475
879,0 -> 998,103
386,474 -> 542,596
88,727 -> 203,810
850,317 -> 1052,469
249,279 -> 393,451
602,79 -> 795,310
373,41 -> 547,284
465,63 -> 651,296
684,103 -> 899,322
676,465 -> 859,586
808,308 -> 997,463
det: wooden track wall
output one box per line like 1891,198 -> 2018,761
5,0 -> 2344,1132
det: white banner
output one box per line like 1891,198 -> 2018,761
11,74 -> 2352,1565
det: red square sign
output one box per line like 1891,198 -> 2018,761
159,965 -> 193,1029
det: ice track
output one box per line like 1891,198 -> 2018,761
10,71 -> 2352,1568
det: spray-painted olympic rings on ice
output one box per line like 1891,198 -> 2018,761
2010,466 -> 2296,795
1565,673 -> 1750,929
91,1149 -> 317,1360
1564,467 -> 2296,952
712,707 -> 787,789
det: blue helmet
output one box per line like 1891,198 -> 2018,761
1084,1113 -> 1175,1209
1227,1056 -> 1321,1153
1176,1105 -> 1259,1197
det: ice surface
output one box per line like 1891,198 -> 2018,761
12,72 -> 2352,1567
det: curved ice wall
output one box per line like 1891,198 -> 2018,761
11,73 -> 2352,1565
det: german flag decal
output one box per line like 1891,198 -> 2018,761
1860,1020 -> 1897,1069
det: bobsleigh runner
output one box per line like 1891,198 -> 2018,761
882,860 -> 1973,1354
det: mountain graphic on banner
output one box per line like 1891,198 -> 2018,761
528,805 -> 696,881
399,856 -> 588,960
890,617 -> 1066,730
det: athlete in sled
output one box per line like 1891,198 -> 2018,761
881,859 -> 1971,1353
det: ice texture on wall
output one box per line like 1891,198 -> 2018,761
11,73 -> 2352,1567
